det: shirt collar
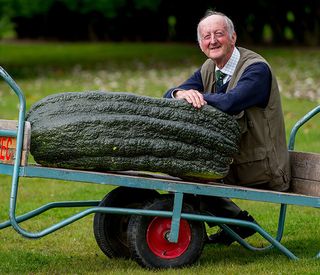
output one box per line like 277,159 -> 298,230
215,47 -> 240,77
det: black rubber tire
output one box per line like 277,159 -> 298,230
127,196 -> 206,269
93,187 -> 159,259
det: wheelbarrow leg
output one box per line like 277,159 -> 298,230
168,192 -> 183,243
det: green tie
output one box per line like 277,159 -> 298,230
215,70 -> 226,88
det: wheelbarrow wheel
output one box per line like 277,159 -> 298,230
93,187 -> 159,259
127,196 -> 206,269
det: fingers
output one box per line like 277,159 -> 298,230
174,89 -> 206,109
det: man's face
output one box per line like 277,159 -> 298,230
198,15 -> 236,68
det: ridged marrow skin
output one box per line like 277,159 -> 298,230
26,91 -> 241,180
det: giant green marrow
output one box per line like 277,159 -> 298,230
26,91 -> 241,180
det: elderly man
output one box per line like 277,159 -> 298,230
164,11 -> 290,245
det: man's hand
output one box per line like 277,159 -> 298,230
174,89 -> 207,109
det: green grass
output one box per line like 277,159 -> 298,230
0,42 -> 320,274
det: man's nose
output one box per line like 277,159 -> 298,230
210,33 -> 217,43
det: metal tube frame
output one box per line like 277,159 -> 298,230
0,66 -> 319,260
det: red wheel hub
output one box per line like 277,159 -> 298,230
146,217 -> 191,259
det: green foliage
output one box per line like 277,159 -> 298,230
0,15 -> 15,39
0,0 -> 161,19
62,0 -> 127,18
0,0 -> 14,16
262,24 -> 273,43
8,0 -> 55,17
0,0 -> 319,44
286,11 -> 295,22
133,0 -> 161,11
284,26 -> 294,41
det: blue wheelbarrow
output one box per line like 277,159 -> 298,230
0,67 -> 319,269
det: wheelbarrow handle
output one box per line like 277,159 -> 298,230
288,105 -> 320,150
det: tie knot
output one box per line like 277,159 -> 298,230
215,70 -> 226,88
215,70 -> 226,80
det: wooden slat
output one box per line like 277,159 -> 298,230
290,151 -> 320,181
290,151 -> 320,196
291,178 -> 320,197
0,120 -> 31,166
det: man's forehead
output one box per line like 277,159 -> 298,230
200,15 -> 226,31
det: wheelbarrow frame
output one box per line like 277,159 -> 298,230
0,66 -> 319,263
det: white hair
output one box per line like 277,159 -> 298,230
197,11 -> 235,43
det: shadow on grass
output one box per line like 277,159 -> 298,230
200,236 -> 320,266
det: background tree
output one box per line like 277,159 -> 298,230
0,0 -> 319,45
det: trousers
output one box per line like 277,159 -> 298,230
200,196 -> 241,217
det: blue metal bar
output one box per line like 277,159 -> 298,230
181,213 -> 298,260
287,105 -> 320,259
0,67 -> 29,237
217,222 -> 273,251
0,200 -> 99,229
276,204 -> 287,241
0,164 -> 25,176
1,163 -> 318,209
5,207 -> 173,239
21,165 -> 320,208
288,105 -> 320,150
168,192 -> 183,243
229,203 -> 288,252
0,202 -> 300,260
0,129 -> 17,137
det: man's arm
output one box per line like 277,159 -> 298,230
163,63 -> 271,114
203,62 -> 271,115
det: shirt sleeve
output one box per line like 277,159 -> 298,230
163,68 -> 203,98
203,62 -> 271,115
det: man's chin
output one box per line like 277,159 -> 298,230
207,49 -> 222,58
208,53 -> 222,62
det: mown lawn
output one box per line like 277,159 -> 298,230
0,42 -> 319,274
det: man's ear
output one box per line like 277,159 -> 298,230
199,41 -> 204,53
231,32 -> 237,45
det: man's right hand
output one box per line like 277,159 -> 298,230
174,89 -> 207,109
